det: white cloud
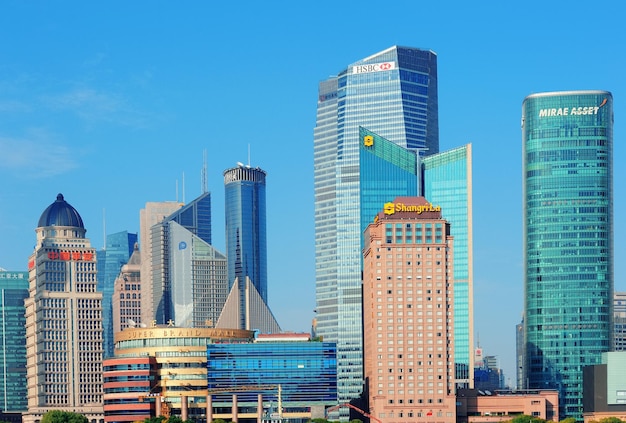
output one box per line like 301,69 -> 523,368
0,131 -> 79,178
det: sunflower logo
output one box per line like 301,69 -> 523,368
364,135 -> 374,147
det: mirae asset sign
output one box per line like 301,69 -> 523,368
539,98 -> 608,118
352,62 -> 396,74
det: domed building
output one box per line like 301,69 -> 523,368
24,194 -> 104,423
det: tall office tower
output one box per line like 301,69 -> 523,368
362,196 -> 456,422
614,292 -> 626,351
522,91 -> 613,420
0,270 -> 29,416
23,194 -> 103,423
139,200 -> 182,324
314,46 -> 439,406
224,164 -> 267,301
423,145 -> 473,387
112,243 -> 142,333
97,231 -> 138,358
149,192 -> 216,324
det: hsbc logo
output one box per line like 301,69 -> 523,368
352,61 -> 396,74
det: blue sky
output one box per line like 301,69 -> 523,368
1,1 -> 624,384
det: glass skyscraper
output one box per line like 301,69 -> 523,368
223,164 -> 268,303
0,270 -> 28,414
97,231 -> 137,358
314,46 -> 439,406
423,145 -> 473,387
522,91 -> 613,420
151,192 -> 213,324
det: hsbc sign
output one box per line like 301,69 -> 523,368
352,62 -> 396,74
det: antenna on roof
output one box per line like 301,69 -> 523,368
102,208 -> 106,250
248,144 -> 251,167
202,149 -> 208,194
182,172 -> 185,204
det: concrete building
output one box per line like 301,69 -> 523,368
583,352 -> 626,423
522,91 -> 614,419
139,201 -> 182,325
456,389 -> 559,423
615,292 -> 626,351
362,196 -> 456,422
112,243 -> 142,333
24,193 -> 104,423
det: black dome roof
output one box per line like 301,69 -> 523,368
38,193 -> 85,229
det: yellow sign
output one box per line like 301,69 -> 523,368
384,201 -> 441,215
364,135 -> 374,147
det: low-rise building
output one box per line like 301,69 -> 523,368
456,389 -> 559,423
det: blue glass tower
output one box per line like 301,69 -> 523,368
0,270 -> 28,414
522,91 -> 613,420
224,164 -> 267,304
314,46 -> 439,406
423,145 -> 473,387
97,231 -> 137,358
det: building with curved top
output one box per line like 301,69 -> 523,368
522,91 -> 613,420
104,326 -> 255,423
24,193 -> 104,423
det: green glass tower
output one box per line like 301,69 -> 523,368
423,145 -> 473,387
522,91 -> 613,420
0,270 -> 28,414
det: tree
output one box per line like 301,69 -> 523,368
41,411 -> 89,423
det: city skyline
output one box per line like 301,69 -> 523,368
1,1 -> 625,384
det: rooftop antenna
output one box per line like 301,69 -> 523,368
182,171 -> 185,204
175,179 -> 179,202
247,144 -> 251,167
202,149 -> 208,194
102,208 -> 106,250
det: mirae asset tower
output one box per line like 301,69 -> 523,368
522,91 -> 614,420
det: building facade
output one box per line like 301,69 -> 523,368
112,244 -> 142,333
97,231 -> 138,358
583,352 -> 626,423
522,91 -> 614,419
0,270 -> 29,416
314,46 -> 439,406
139,201 -> 183,325
206,333 -> 337,422
104,326 -> 256,423
24,193 -> 104,423
223,164 -> 271,330
615,292 -> 626,351
423,145 -> 473,386
362,196 -> 457,422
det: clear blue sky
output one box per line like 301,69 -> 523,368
1,1 -> 624,385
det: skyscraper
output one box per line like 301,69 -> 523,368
97,230 -> 137,358
149,192 -> 215,325
0,269 -> 28,415
224,164 -> 267,301
24,194 -> 103,423
362,196 -> 456,421
139,200 -> 182,324
423,145 -> 473,387
314,46 -> 439,405
522,91 -> 613,419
